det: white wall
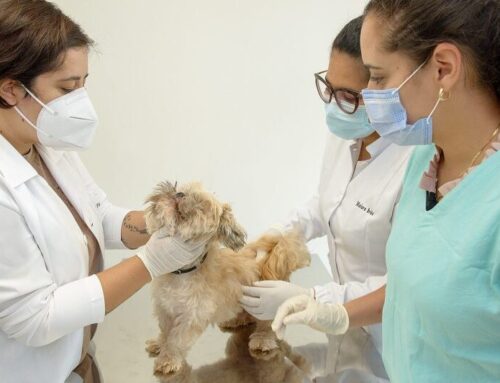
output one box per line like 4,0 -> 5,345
50,1 -> 368,381
53,0 -> 367,246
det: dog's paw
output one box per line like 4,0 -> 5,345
154,355 -> 184,377
145,339 -> 161,357
249,333 -> 280,361
156,361 -> 192,383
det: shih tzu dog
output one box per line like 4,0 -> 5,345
144,181 -> 310,378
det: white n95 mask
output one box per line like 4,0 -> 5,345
14,85 -> 99,151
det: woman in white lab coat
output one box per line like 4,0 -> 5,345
0,2 -> 206,382
241,17 -> 413,382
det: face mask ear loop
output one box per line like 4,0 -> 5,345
426,88 -> 449,123
391,61 -> 428,95
20,84 -> 56,115
14,106 -> 38,131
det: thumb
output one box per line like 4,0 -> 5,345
271,295 -> 309,333
274,324 -> 286,340
283,310 -> 309,326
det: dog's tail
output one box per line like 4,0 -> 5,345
246,229 -> 311,281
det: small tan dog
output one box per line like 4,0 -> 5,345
144,181 -> 310,378
157,323 -> 310,383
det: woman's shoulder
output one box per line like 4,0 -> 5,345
404,145 -> 437,179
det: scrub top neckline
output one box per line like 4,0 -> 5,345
420,130 -> 500,197
420,150 -> 500,216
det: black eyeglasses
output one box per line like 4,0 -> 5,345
314,70 -> 362,114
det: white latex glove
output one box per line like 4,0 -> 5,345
240,280 -> 313,320
271,294 -> 349,340
137,230 -> 208,278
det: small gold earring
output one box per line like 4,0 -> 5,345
438,88 -> 450,101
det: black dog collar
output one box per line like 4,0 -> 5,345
171,252 -> 209,275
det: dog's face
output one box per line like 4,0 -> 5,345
145,181 -> 247,250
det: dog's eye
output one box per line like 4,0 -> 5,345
175,192 -> 186,198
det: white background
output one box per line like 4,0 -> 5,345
54,0 -> 368,240
53,1 -> 368,381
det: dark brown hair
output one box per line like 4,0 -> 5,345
0,0 -> 93,108
331,16 -> 364,59
364,0 -> 500,100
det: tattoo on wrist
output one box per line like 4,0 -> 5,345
123,213 -> 148,235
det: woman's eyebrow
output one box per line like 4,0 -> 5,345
364,63 -> 383,70
58,73 -> 90,82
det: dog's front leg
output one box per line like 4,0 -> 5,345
218,310 -> 256,333
154,316 -> 209,377
248,320 -> 281,361
146,315 -> 175,358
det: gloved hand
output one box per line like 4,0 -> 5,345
240,280 -> 313,320
271,294 -> 349,339
137,229 -> 208,278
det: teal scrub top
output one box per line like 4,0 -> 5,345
383,145 -> 500,383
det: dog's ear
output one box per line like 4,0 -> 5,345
143,181 -> 178,235
217,203 -> 247,250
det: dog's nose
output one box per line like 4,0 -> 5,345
175,192 -> 186,199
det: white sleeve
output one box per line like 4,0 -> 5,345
0,205 -> 105,347
282,193 -> 326,242
313,274 -> 387,305
70,153 -> 130,249
97,197 -> 129,249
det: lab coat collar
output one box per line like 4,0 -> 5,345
0,134 -> 65,188
365,137 -> 392,159
346,137 -> 391,165
0,134 -> 38,188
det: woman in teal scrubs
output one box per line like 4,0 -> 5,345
273,0 -> 500,381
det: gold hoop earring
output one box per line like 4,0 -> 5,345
438,88 -> 450,102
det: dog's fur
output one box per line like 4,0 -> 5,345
144,181 -> 311,378
157,323 -> 309,383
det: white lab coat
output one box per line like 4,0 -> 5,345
0,134 -> 129,383
287,133 -> 413,382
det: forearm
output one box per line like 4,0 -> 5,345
97,255 -> 151,314
121,211 -> 150,249
344,285 -> 385,328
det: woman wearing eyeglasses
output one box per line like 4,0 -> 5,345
240,16 -> 413,383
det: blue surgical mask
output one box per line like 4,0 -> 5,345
361,62 -> 442,146
325,101 -> 374,140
